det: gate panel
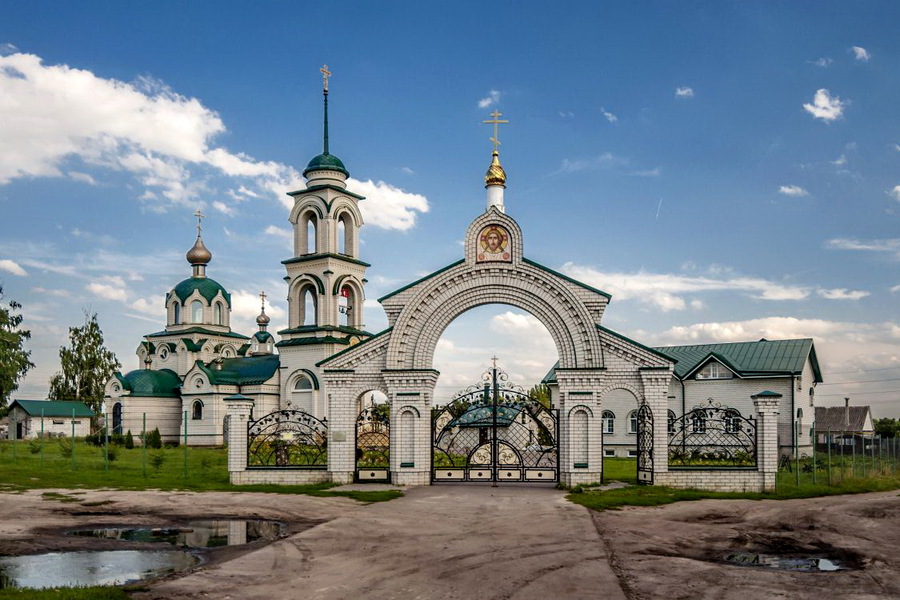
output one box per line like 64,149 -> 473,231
356,404 -> 390,482
247,409 -> 328,468
636,403 -> 654,484
432,366 -> 558,483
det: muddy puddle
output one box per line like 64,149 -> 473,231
68,519 -> 283,548
726,553 -> 846,572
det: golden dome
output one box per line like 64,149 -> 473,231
186,235 -> 212,266
484,151 -> 507,188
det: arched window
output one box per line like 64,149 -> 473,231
724,409 -> 742,434
214,302 -> 223,325
191,300 -> 203,323
306,215 -> 317,254
292,375 -> 314,413
627,410 -> 638,434
173,303 -> 180,325
691,412 -> 707,434
337,217 -> 346,255
667,410 -> 676,435
192,400 -> 203,420
301,287 -> 317,326
112,403 -> 123,435
601,410 -> 615,434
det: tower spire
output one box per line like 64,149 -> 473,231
320,64 -> 331,155
186,208 -> 212,277
482,110 -> 508,212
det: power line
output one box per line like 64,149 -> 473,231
827,365 -> 900,376
817,389 -> 900,397
819,376 -> 900,386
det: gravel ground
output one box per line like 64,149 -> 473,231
0,486 -> 897,599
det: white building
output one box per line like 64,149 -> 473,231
6,400 -> 94,439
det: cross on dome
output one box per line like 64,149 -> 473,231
482,110 -> 508,154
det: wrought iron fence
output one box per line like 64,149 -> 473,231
668,400 -> 757,468
247,409 -> 328,468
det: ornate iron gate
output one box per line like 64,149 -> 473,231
432,364 -> 558,483
668,400 -> 757,468
247,409 -> 328,468
636,403 -> 654,484
356,403 -> 390,482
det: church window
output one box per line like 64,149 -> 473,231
601,410 -> 615,434
112,403 -> 123,435
192,400 -> 203,420
306,215 -> 317,254
668,410 -> 676,435
696,361 -> 732,380
292,375 -> 313,413
214,302 -> 223,325
173,303 -> 180,325
191,300 -> 203,323
301,287 -> 317,326
627,410 -> 638,434
337,217 -> 346,255
159,347 -> 169,361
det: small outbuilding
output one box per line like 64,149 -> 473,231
815,400 -> 874,443
6,400 -> 95,439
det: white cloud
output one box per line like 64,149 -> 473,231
810,57 -> 833,68
651,316 -> 877,345
0,259 -> 28,276
130,297 -> 163,316
817,288 -> 869,300
557,153 -> 625,173
891,284 -> 900,294
851,46 -> 870,62
264,225 -> 292,240
86,275 -> 128,301
891,186 -> 900,201
211,201 -> 234,216
779,185 -> 809,197
558,111 -> 575,118
68,171 -> 96,185
32,286 -> 69,297
561,263 -> 810,312
826,237 -> 900,259
352,179 -> 429,231
400,166 -> 415,175
675,87 -> 694,98
803,89 -> 845,122
600,107 -> 618,123
478,90 -> 500,109
832,154 -> 847,166
230,289 -> 286,334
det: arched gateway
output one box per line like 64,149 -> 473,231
319,128 -> 674,486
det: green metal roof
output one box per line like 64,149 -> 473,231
653,338 -> 822,382
118,369 -> 182,398
303,152 -> 349,177
201,355 -> 280,386
145,327 -> 249,340
170,276 -> 231,306
10,400 -> 95,417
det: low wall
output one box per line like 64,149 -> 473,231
230,469 -> 331,486
654,469 -> 774,493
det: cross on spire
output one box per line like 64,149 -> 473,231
320,64 -> 331,94
491,355 -> 499,369
259,290 -> 267,312
193,209 -> 205,234
482,110 -> 509,154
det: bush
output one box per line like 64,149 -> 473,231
149,451 -> 166,471
57,437 -> 73,458
146,428 -> 162,449
28,439 -> 42,454
106,445 -> 118,462
124,430 -> 134,449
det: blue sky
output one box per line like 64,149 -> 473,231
1,2 -> 899,416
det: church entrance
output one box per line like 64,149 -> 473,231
431,363 -> 558,483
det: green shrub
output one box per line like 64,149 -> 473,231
149,451 -> 166,471
124,430 -> 134,449
57,437 -> 73,458
147,428 -> 162,449
106,445 -> 118,462
28,439 -> 42,454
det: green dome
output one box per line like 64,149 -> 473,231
303,152 -> 349,177
172,276 -> 231,306
118,369 -> 182,398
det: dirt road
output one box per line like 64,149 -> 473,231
0,485 -> 897,599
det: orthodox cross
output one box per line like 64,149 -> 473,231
259,290 -> 267,312
193,209 -> 205,234
491,355 -> 499,370
482,110 -> 508,153
320,64 -> 331,93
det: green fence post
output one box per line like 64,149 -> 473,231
811,421 -> 816,485
851,435 -> 856,478
40,409 -> 44,468
839,436 -> 844,483
871,435 -> 876,477
104,412 -> 109,473
183,410 -> 188,480
142,413 -> 147,478
827,432 -> 832,486
795,421 -> 800,486
70,408 -> 76,470
11,417 -> 17,463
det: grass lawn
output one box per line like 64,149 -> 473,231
0,439 -> 401,503
0,587 -> 133,599
572,456 -> 900,511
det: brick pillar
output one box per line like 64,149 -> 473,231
753,395 -> 781,491
323,372 -> 355,484
224,395 -> 254,480
556,369 -> 605,487
640,368 -> 673,478
386,370 -> 438,486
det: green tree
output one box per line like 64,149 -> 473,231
528,383 -> 551,409
0,285 -> 35,411
874,417 -> 899,439
48,312 -> 120,416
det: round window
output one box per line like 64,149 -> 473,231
159,348 -> 169,360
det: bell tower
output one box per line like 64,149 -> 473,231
277,66 -> 370,414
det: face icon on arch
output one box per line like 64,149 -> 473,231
477,225 -> 511,263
